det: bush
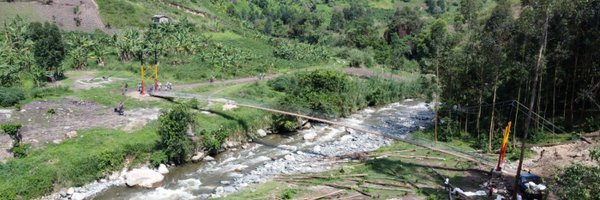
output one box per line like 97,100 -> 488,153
271,38 -> 329,61
200,128 -> 230,154
280,188 -> 297,200
157,105 -> 196,165
584,117 -> 600,132
272,115 -> 298,133
1,123 -> 22,144
150,151 -> 168,167
10,143 -> 29,158
348,49 -> 375,68
0,87 -> 25,107
553,162 -> 600,200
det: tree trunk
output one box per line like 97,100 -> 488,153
489,80 -> 498,152
434,59 -> 440,142
552,67 -> 557,133
514,9 -> 549,200
477,91 -> 483,140
513,87 -> 521,149
477,63 -> 484,139
537,71 -> 543,130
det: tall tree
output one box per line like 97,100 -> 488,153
480,3 -> 514,152
27,22 -> 65,78
158,104 -> 195,165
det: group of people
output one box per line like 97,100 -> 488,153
134,81 -> 172,94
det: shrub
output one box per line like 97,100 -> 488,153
157,105 -> 195,165
0,87 -> 25,107
272,115 -> 298,133
348,49 -> 375,68
200,128 -> 230,154
280,188 -> 297,200
584,117 -> 600,132
46,108 -> 56,115
271,38 -> 329,61
150,151 -> 168,167
10,143 -> 29,158
553,162 -> 600,200
1,123 -> 22,144
187,98 -> 199,109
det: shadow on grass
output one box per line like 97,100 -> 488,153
205,109 -> 250,134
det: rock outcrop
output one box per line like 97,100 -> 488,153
125,168 -> 164,188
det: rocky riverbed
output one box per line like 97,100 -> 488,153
42,99 -> 432,200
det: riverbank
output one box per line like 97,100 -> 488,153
90,99 -> 433,199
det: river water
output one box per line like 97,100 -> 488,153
91,99 -> 433,200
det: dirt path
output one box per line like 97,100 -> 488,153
173,74 -> 278,91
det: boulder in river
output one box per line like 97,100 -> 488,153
157,164 -> 169,174
125,168 -> 164,188
222,140 -> 241,148
303,132 -> 317,141
191,152 -> 206,163
203,156 -> 215,161
301,121 -> 312,129
71,193 -> 85,200
257,129 -> 267,137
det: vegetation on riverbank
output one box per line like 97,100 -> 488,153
268,70 -> 431,119
0,127 -> 158,199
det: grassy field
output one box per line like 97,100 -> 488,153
0,126 -> 159,199
0,2 -> 41,24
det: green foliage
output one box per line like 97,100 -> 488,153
0,128 -> 158,199
1,123 -> 22,144
150,151 -> 168,168
157,104 -> 195,165
0,87 -> 25,107
187,98 -> 200,109
271,38 -> 329,61
46,108 -> 56,115
199,128 -> 230,154
269,70 -> 422,118
583,117 -> 600,132
280,188 -> 297,200
10,142 -> 29,158
553,161 -> 600,200
347,49 -> 375,68
272,114 -> 298,133
28,22 -> 65,76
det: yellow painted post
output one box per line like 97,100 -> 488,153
140,65 -> 145,95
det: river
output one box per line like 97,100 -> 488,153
86,99 -> 433,199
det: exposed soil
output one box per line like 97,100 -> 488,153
0,0 -> 113,33
521,139 -> 599,178
0,97 -> 159,160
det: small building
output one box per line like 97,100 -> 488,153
152,15 -> 169,24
